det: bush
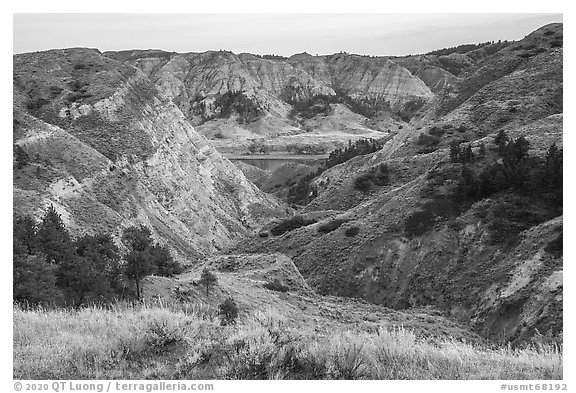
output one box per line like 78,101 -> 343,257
344,226 -> 360,237
354,173 -> 373,192
416,133 -> 440,147
263,279 -> 289,292
14,144 -> 30,169
219,298 -> 239,326
144,318 -> 189,351
428,126 -> 446,137
318,218 -> 350,234
544,232 -> 562,258
550,40 -> 562,48
270,216 -> 317,236
354,165 -> 389,192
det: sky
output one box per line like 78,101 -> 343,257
13,13 -> 562,56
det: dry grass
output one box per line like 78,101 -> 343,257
14,303 -> 562,380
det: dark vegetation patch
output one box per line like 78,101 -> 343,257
13,207 -> 183,307
483,195 -> 559,245
544,230 -> 562,258
550,40 -> 562,48
288,139 -> 385,205
66,79 -> 92,103
397,98 -> 427,122
281,88 -> 387,119
353,164 -> 390,192
425,40 -> 510,57
416,133 -> 441,154
26,97 -> 50,114
270,216 -> 317,236
428,126 -> 446,137
192,91 -> 264,124
407,133 -> 562,242
261,54 -> 288,60
344,226 -> 360,237
445,131 -> 562,245
13,144 -> 30,170
69,111 -> 156,161
404,198 -> 463,238
317,218 -> 351,234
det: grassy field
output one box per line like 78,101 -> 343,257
13,302 -> 562,380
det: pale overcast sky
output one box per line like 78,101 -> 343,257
13,13 -> 562,56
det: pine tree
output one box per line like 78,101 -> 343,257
461,144 -> 474,164
57,234 -> 122,307
13,215 -> 37,255
36,205 -> 73,265
494,130 -> 509,153
13,253 -> 60,305
478,142 -> 487,157
122,225 -> 155,300
198,268 -> 217,297
449,141 -> 460,163
150,243 -> 183,277
121,225 -> 181,299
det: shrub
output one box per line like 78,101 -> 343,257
428,126 -> 446,137
318,218 -> 350,234
325,336 -> 367,379
270,216 -> 317,236
354,165 -> 389,192
550,40 -> 562,48
219,298 -> 239,326
344,226 -> 360,237
263,279 -> 289,293
354,173 -> 374,192
416,133 -> 440,154
544,232 -> 562,258
27,97 -> 49,113
144,318 -> 189,351
14,144 -> 30,169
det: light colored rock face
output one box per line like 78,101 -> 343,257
119,50 -> 434,123
110,50 -> 436,155
13,48 -> 287,261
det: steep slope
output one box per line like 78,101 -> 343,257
432,23 -> 562,129
227,23 -> 563,344
13,48 -> 287,260
232,119 -> 563,344
105,50 -> 433,153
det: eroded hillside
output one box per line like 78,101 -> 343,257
227,24 -> 563,345
13,23 -> 563,351
13,48 -> 288,261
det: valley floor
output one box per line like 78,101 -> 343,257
14,302 -> 562,380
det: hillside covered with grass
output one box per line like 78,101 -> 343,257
14,302 -> 562,380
